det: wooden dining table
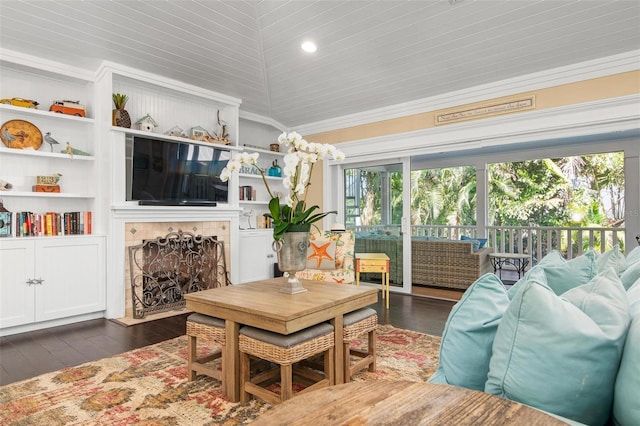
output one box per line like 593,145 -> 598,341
184,277 -> 378,402
251,381 -> 570,425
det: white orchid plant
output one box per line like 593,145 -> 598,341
220,131 -> 345,241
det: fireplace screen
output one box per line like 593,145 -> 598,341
128,230 -> 229,318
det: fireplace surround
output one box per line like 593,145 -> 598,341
128,230 -> 229,318
122,220 -> 231,319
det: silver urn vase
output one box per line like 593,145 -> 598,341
273,229 -> 310,294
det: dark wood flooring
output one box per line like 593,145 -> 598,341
0,292 -> 457,387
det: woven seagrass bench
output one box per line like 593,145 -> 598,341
239,322 -> 335,404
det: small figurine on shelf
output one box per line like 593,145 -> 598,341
63,142 -> 90,157
49,100 -> 86,117
164,125 -> 185,137
112,93 -> 131,128
135,114 -> 158,132
190,126 -> 212,141
0,179 -> 13,191
215,110 -> 231,145
0,199 -> 11,237
268,160 -> 282,177
44,132 -> 61,152
0,97 -> 39,109
33,173 -> 62,193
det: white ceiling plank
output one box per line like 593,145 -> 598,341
1,0 -> 638,127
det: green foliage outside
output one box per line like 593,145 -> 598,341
411,166 -> 477,226
348,152 -> 625,251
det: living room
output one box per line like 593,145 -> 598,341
1,1 -> 639,424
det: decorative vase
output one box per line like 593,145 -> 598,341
112,108 -> 132,128
273,227 -> 310,294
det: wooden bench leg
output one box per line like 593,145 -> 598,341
188,335 -> 197,381
240,351 -> 251,403
281,364 -> 293,401
369,329 -> 376,372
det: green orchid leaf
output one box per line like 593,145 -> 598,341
268,197 -> 281,219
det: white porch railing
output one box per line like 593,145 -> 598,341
353,224 -> 627,264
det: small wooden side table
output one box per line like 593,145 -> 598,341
356,253 -> 390,309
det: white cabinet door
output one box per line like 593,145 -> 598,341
35,237 -> 105,322
0,240 -> 36,328
238,230 -> 276,283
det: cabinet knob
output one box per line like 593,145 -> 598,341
34,278 -> 44,285
26,279 -> 35,286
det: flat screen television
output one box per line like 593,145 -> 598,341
126,135 -> 231,206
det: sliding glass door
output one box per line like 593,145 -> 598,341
342,159 -> 411,293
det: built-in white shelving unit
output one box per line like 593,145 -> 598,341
0,50 -> 106,335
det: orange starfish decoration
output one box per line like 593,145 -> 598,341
307,241 -> 334,268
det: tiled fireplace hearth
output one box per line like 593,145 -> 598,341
123,220 -> 230,319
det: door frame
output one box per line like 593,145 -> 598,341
326,156 -> 412,295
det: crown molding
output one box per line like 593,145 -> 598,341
335,94 -> 640,163
0,48 -> 95,82
297,50 -> 640,136
239,110 -> 287,131
96,60 -> 242,106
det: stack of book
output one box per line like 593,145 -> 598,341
239,185 -> 257,201
11,211 -> 93,237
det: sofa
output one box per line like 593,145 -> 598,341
411,239 -> 492,290
354,234 -> 403,283
354,233 -> 492,290
429,244 -> 640,425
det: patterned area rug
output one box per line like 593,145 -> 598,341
0,325 -> 441,425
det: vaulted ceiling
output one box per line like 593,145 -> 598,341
1,1 -> 639,129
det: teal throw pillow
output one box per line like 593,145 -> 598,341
460,235 -> 487,248
537,249 -> 565,266
620,261 -> 640,290
541,249 -> 598,295
506,265 -> 547,300
509,249 -> 597,298
460,235 -> 485,250
428,273 -> 510,391
485,268 -> 630,425
596,244 -> 626,275
627,246 -> 640,266
613,282 -> 640,426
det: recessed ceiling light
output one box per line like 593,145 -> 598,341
301,41 -> 317,53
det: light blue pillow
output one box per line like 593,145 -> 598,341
508,250 -> 597,298
627,246 -> 640,266
540,249 -> 598,295
485,268 -> 630,425
613,283 -> 640,426
507,265 -> 547,300
628,280 -> 640,314
596,244 -> 626,275
428,273 -> 510,390
537,249 -> 565,266
620,261 -> 640,290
